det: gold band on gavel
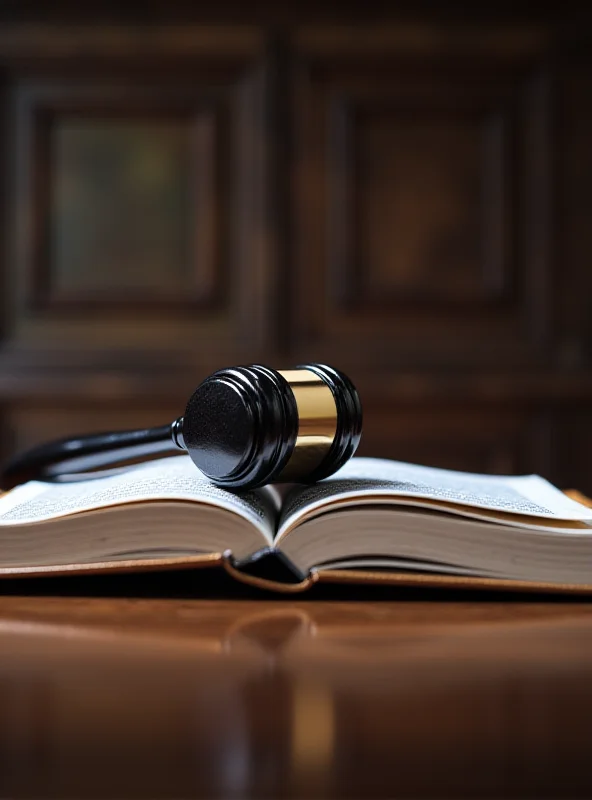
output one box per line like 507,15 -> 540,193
276,369 -> 338,481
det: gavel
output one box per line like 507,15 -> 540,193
1,364 -> 362,491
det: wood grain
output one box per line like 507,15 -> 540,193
0,593 -> 591,798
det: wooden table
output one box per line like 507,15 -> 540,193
1,576 -> 592,798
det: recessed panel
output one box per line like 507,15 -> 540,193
50,120 -> 192,301
8,65 -> 270,361
352,109 -> 502,304
293,52 -> 551,369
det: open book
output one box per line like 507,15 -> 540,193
1,455 -> 592,594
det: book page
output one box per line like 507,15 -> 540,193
278,457 -> 592,536
0,455 -> 276,542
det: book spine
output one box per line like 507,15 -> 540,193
222,549 -> 316,593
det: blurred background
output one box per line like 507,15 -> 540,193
0,2 -> 591,491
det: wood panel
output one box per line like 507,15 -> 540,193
0,29 -> 273,371
0,12 -> 590,492
290,31 -> 553,371
47,117 -> 214,306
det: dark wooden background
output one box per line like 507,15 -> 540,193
1,3 -> 591,490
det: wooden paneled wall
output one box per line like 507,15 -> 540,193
0,6 -> 591,490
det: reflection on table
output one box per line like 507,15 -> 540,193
1,593 -> 592,798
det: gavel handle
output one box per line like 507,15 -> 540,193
0,419 -> 186,490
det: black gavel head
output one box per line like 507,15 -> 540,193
178,364 -> 362,490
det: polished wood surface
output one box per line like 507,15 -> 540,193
1,586 -> 592,798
